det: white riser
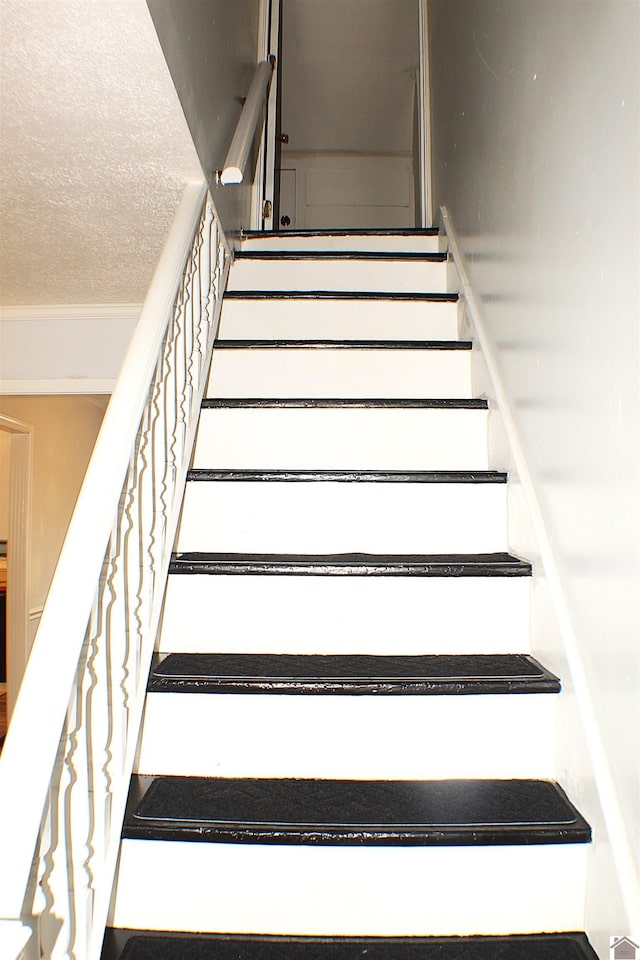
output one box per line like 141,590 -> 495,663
159,576 -> 531,656
240,235 -> 442,253
136,693 -> 556,780
218,298 -> 460,341
193,408 -> 489,471
110,840 -> 587,936
206,349 -> 472,399
227,258 -> 448,293
177,482 -> 507,554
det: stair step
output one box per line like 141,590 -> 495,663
193,402 -> 490,470
148,653 -> 559,695
137,654 -> 558,779
177,472 -> 507,554
139,649 -> 558,778
169,551 -> 531,577
159,570 -> 530,656
111,778 -> 590,933
124,776 -> 590,846
206,341 -> 472,399
239,227 -> 442,254
103,929 -> 599,960
218,293 -> 459,341
227,254 -> 449,293
111,775 -> 588,935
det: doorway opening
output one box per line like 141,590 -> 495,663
276,0 -> 424,231
0,415 -> 32,744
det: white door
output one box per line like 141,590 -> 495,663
278,168 -> 297,228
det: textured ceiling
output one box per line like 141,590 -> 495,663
0,0 -> 203,306
281,0 -> 419,156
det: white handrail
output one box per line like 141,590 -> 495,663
219,59 -> 274,184
0,181 -> 229,959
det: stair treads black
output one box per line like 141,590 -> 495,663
235,251 -> 447,262
201,398 -> 488,410
106,930 -> 599,960
186,469 -> 508,484
148,653 -> 560,696
241,227 -> 441,238
224,291 -> 458,302
214,339 -> 472,350
169,552 -> 532,578
124,776 -> 591,846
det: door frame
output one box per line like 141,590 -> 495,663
251,0 -> 281,230
0,414 -> 32,723
418,0 -> 432,227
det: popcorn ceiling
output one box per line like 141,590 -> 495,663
0,0 -> 203,305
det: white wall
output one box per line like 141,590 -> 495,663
0,306 -> 139,394
147,0 -> 260,236
428,0 -> 639,947
281,0 -> 419,156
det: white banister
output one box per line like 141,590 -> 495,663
0,182 -> 230,960
218,59 -> 274,185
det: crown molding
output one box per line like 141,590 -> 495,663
0,304 -> 142,323
0,379 -> 115,395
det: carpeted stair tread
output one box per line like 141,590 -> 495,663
234,251 -> 448,262
123,776 -> 591,846
103,930 -> 599,960
224,291 -> 458,302
169,551 -> 531,577
213,339 -> 472,350
148,653 -> 560,696
240,227 -> 441,238
186,469 -> 508,483
201,397 -> 488,409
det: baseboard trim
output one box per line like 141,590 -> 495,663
440,204 -> 640,933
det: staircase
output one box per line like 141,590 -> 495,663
102,229 -> 598,959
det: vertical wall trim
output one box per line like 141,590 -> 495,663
250,0 -> 273,228
0,415 -> 33,721
418,0 -> 432,226
261,0 -> 281,231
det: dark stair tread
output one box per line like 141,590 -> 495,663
241,227 -> 441,238
224,291 -> 458,302
214,339 -> 472,350
201,398 -> 488,409
186,469 -> 508,483
148,653 -> 560,696
169,552 -> 532,578
123,776 -> 591,846
103,930 -> 599,960
234,251 -> 447,262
